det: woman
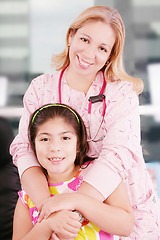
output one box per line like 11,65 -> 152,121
10,5 -> 160,239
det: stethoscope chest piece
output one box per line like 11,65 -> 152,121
87,94 -> 106,142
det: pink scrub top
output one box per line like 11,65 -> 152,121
10,70 -> 160,239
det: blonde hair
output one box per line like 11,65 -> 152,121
52,5 -> 143,94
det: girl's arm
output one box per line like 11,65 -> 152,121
40,182 -> 134,237
12,198 -> 81,240
12,198 -> 51,240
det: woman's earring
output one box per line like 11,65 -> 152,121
68,44 -> 70,48
105,60 -> 110,66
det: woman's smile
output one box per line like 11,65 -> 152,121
77,55 -> 94,69
66,21 -> 115,92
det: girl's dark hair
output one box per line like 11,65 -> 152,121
29,104 -> 94,167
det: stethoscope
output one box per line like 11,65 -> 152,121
58,67 -> 107,142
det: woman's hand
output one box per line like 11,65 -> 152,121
39,193 -> 78,221
49,233 -> 59,240
50,232 -> 76,240
46,210 -> 81,239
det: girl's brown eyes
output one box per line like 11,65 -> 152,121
41,138 -> 49,142
63,136 -> 70,140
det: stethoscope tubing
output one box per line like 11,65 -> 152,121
58,67 -> 106,142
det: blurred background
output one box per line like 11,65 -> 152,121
0,0 -> 160,192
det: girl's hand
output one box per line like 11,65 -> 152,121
47,210 -> 81,239
39,193 -> 77,221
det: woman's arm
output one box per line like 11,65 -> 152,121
82,81 -> 141,199
21,167 -> 50,211
12,198 -> 81,240
76,181 -> 134,237
10,75 -> 54,210
40,182 -> 134,237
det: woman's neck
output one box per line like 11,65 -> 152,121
65,67 -> 96,95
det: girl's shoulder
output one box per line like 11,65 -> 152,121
18,189 -> 39,225
18,189 -> 33,210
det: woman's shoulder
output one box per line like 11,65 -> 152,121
31,70 -> 60,85
25,71 -> 61,97
80,162 -> 94,179
106,78 -> 133,92
106,79 -> 136,101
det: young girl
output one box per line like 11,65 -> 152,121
12,104 -> 134,240
10,5 -> 160,239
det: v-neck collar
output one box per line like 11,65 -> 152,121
62,69 -> 105,100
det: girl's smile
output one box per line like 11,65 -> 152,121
48,157 -> 64,164
35,117 -> 79,183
